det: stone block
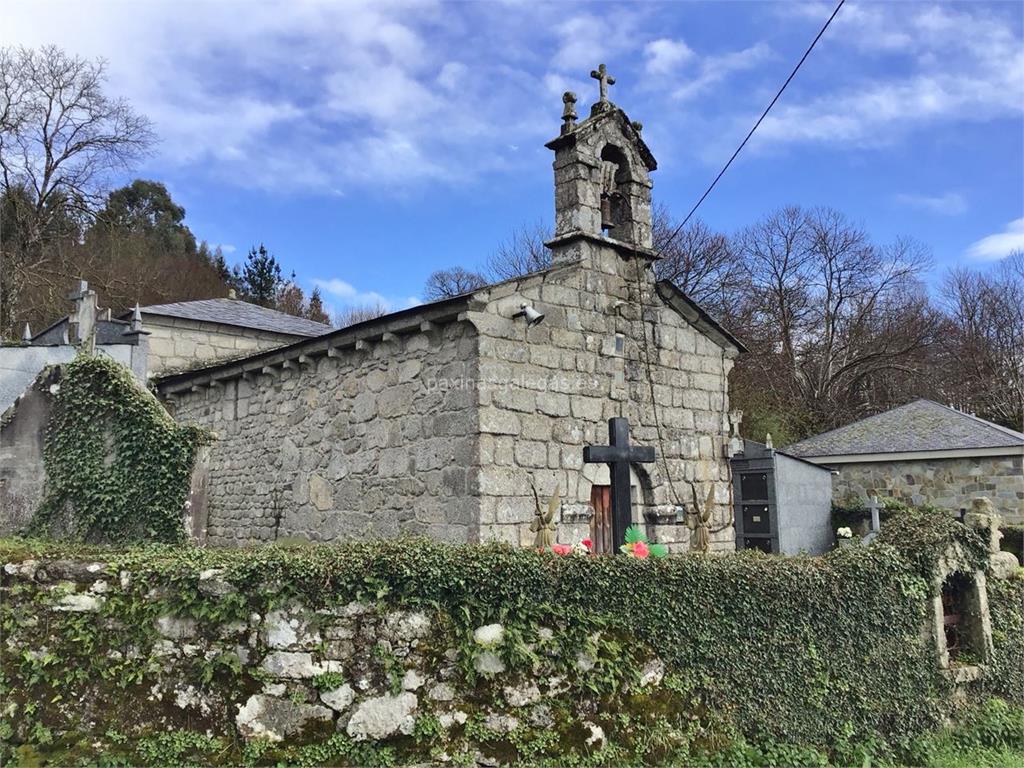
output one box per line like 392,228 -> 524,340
236,694 -> 332,743
346,692 -> 418,741
479,410 -> 520,436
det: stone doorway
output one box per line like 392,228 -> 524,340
590,485 -> 613,554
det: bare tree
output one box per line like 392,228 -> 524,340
652,205 -> 744,319
423,266 -> 488,300
0,45 -> 154,337
939,251 -> 1024,430
335,302 -> 389,328
732,206 -> 939,438
485,222 -> 551,280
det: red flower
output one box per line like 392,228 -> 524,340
551,544 -> 573,556
632,541 -> 650,559
581,538 -> 593,551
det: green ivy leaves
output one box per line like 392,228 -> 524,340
29,354 -> 209,544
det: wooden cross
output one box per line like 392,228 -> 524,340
590,63 -> 616,103
583,417 -> 655,551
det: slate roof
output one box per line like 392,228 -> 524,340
129,299 -> 333,337
784,399 -> 1024,458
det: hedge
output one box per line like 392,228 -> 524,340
3,525 -> 1018,766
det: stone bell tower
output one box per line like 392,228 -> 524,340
545,64 -> 658,267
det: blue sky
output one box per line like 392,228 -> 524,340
5,1 -> 1023,315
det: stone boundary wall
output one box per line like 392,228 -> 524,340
469,254 -> 736,552
833,455 -> 1024,523
168,322 -> 479,546
145,316 -> 306,376
4,538 -> 1018,765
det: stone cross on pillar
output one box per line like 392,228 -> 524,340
590,63 -> 616,104
863,495 -> 882,545
583,417 -> 655,552
67,279 -> 98,354
868,496 -> 881,533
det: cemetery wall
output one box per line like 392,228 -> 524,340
144,316 -> 304,376
833,455 -> 1024,523
468,252 -> 736,552
168,322 -> 480,546
0,370 -> 55,535
3,534 -> 1020,765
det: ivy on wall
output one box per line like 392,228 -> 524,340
29,354 -> 208,543
875,505 -> 989,579
3,520 -> 1021,766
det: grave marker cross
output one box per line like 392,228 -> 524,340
863,495 -> 882,545
583,417 -> 655,551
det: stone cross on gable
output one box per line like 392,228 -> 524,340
583,417 -> 655,551
590,63 -> 615,103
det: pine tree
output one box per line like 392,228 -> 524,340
306,286 -> 330,324
239,243 -> 282,307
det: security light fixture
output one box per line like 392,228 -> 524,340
514,302 -> 545,326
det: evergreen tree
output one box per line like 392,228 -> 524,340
96,180 -> 197,255
239,243 -> 282,306
306,286 -> 330,324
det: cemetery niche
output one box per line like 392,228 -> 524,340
730,439 -> 833,554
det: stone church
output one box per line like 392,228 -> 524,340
158,68 -> 744,552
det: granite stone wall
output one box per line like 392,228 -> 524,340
0,370 -> 56,535
168,322 -> 479,546
833,454 -> 1024,523
145,316 -> 304,376
468,250 -> 736,552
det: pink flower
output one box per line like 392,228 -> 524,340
551,544 -> 573,556
632,541 -> 650,559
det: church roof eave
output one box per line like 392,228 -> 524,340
155,293 -> 476,395
654,280 -> 745,355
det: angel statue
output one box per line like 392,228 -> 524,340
686,482 -> 715,554
530,482 -> 560,550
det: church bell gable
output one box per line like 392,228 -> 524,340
545,65 -> 658,265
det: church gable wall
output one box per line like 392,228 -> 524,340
469,254 -> 735,553
145,316 -> 304,376
168,321 -> 480,546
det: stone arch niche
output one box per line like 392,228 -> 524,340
546,105 -> 657,261
929,544 -> 994,684
598,143 -> 633,236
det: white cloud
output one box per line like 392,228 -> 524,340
437,62 -> 468,91
757,3 -> 1023,148
0,0 -> 563,194
644,38 -> 694,76
313,278 -> 420,312
672,43 -> 773,102
214,244 -> 237,254
894,192 -> 967,216
966,218 -> 1024,261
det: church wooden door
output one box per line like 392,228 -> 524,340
590,485 -> 613,554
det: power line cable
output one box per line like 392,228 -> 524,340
660,0 -> 845,252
